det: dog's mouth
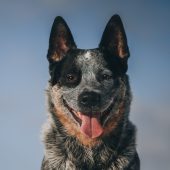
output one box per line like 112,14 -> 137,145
63,99 -> 114,139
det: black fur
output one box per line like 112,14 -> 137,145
41,15 -> 140,170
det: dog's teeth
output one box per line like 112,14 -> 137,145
78,112 -> 81,117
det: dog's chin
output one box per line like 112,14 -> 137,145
63,99 -> 114,129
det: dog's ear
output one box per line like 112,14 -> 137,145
47,16 -> 77,63
99,15 -> 129,59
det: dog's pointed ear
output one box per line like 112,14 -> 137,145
99,15 -> 129,59
47,16 -> 77,62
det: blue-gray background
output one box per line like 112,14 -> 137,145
0,0 -> 170,169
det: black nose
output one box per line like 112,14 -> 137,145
79,91 -> 101,108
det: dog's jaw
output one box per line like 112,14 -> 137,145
63,98 -> 103,138
63,97 -> 117,139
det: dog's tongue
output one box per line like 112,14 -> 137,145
79,113 -> 103,138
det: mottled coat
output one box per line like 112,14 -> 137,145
41,15 -> 140,170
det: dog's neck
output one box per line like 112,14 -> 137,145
42,108 -> 136,169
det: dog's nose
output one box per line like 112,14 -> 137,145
79,91 -> 101,108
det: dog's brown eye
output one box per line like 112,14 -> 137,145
102,74 -> 112,80
66,74 -> 77,82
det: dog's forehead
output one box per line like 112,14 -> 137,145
76,50 -> 105,67
83,51 -> 91,60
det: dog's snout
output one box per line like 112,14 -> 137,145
79,91 -> 101,108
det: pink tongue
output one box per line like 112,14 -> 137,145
80,114 -> 103,138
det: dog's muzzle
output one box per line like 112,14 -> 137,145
63,96 -> 114,139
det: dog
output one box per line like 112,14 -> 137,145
41,14 -> 140,170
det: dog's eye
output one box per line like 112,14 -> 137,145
102,74 -> 112,80
66,73 -> 77,82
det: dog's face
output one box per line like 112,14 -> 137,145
47,15 -> 130,140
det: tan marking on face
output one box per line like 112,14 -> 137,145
54,105 -> 102,148
54,103 -> 125,146
52,85 -> 125,146
102,103 -> 125,136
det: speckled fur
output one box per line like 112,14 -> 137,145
41,15 -> 140,170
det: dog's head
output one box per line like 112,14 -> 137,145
47,15 -> 130,143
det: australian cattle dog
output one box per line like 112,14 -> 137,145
41,14 -> 140,170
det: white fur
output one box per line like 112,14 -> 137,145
84,51 -> 91,60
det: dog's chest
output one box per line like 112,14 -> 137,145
65,141 -> 115,169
